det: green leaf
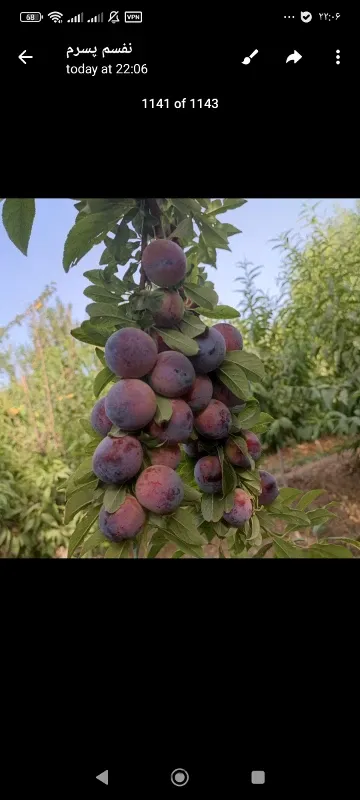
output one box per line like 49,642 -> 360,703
164,530 -> 204,558
233,403 -> 261,427
172,550 -> 185,558
256,509 -> 277,530
147,530 -> 167,558
63,203 -> 135,272
65,480 -> 99,525
93,367 -> 115,398
80,530 -> 107,557
224,490 -> 235,513
307,509 -> 336,523
216,363 -> 250,401
229,435 -> 248,456
168,217 -> 195,243
99,247 -> 113,265
326,537 -> 360,552
79,417 -> 97,436
221,457 -> 237,499
223,351 -> 265,381
86,302 -> 123,320
295,490 -> 325,511
278,488 -> 303,504
72,471 -> 95,490
83,438 -> 103,456
238,471 -> 261,494
251,412 -> 274,434
169,508 -> 207,546
154,327 -> 199,356
83,269 -> 108,286
201,493 -> 225,523
248,514 -> 261,542
104,540 -> 132,558
2,198 -> 35,256
271,534 -> 305,559
198,305 -> 240,320
178,312 -> 206,339
183,282 -> 218,310
175,198 -> 203,217
95,347 -> 106,366
253,542 -> 273,558
182,484 -> 202,504
307,544 -> 353,559
67,505 -> 101,558
66,456 -> 94,491
200,220 -> 231,250
71,324 -> 108,347
83,286 -> 122,303
154,395 -> 173,424
216,222 -> 242,237
205,199 -> 246,215
103,485 -> 127,513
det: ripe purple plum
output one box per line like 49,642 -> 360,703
148,399 -> 193,444
222,489 -> 253,526
135,465 -> 184,514
212,323 -> 243,351
148,351 -> 195,398
225,431 -> 262,469
149,444 -> 181,469
258,470 -> 279,506
194,455 -> 222,494
152,290 -> 184,327
189,327 -> 226,374
90,397 -> 113,437
105,379 -> 157,431
142,238 -> 187,288
182,375 -> 213,412
92,435 -> 143,484
194,399 -> 231,440
105,327 -> 157,378
99,496 -> 146,541
212,379 -> 245,410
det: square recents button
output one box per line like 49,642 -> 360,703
251,771 -> 265,784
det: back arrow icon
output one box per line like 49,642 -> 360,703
19,50 -> 33,65
286,50 -> 302,64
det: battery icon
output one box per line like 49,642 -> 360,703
20,12 -> 43,22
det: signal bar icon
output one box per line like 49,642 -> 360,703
67,12 -> 84,22
87,12 -> 104,22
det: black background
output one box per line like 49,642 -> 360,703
1,6 -> 356,195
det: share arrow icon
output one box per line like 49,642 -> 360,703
286,50 -> 302,64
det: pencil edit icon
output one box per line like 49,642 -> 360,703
242,49 -> 258,65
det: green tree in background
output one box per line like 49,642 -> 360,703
232,203 -> 360,451
0,291 -> 98,556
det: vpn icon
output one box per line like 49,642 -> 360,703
48,11 -> 63,22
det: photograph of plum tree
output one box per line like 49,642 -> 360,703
1,198 -> 359,558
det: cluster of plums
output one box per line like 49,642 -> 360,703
88,238 -> 279,544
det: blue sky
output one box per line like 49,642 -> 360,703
0,198 -> 357,345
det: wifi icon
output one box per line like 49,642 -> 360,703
48,11 -> 63,22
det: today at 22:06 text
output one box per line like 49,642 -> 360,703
142,99 -> 219,109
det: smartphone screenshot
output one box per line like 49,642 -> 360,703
0,7 -> 357,798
